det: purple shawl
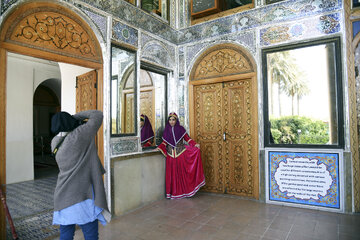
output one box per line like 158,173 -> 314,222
162,112 -> 186,148
141,114 -> 154,143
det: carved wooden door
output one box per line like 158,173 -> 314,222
194,83 -> 225,193
194,79 -> 258,198
76,70 -> 97,112
223,80 -> 258,197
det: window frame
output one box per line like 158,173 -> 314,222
191,0 -> 254,25
140,61 -> 169,149
110,43 -> 138,137
262,37 -> 344,149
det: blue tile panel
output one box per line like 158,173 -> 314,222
178,0 -> 341,44
112,19 -> 139,47
1,0 -> 17,14
82,8 -> 107,41
260,12 -> 341,46
80,0 -> 178,44
185,31 -> 256,73
1,0 -> 342,45
269,151 -> 340,209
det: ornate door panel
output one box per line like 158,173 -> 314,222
194,83 -> 224,193
223,80 -> 258,198
140,89 -> 155,131
123,93 -> 134,133
76,70 -> 97,112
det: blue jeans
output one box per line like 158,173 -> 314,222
59,219 -> 99,240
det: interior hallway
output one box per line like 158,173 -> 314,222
62,193 -> 360,240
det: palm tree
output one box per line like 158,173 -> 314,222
282,77 -> 309,115
267,51 -> 297,116
296,80 -> 309,115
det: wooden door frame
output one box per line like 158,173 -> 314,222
0,2 -> 104,236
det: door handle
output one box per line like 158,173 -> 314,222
223,132 -> 226,141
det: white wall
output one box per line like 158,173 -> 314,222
6,54 -> 93,184
58,63 -> 92,114
113,153 -> 165,216
6,53 -> 61,184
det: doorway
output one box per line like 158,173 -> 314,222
0,2 -> 104,237
189,44 -> 259,199
33,84 -> 60,179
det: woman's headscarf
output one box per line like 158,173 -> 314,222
162,112 -> 186,148
140,114 -> 154,143
51,112 -> 81,135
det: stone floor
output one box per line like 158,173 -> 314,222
5,175 -> 59,239
6,172 -> 360,240
64,193 -> 360,240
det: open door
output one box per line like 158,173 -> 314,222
76,70 -> 99,148
76,70 -> 97,112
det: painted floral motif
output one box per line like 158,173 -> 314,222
260,12 -> 340,46
263,6 -> 296,22
318,14 -> 340,34
289,24 -> 305,37
318,0 -> 336,9
261,26 -> 290,45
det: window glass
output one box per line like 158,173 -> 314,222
111,45 -> 137,136
263,38 -> 343,147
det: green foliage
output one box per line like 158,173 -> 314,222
270,116 -> 329,144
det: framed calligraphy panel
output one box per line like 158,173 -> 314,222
266,150 -> 342,210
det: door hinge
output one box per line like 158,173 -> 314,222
94,83 -> 97,89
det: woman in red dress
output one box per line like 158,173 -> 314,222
140,114 -> 154,148
157,112 -> 205,199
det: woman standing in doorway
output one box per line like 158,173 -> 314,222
157,112 -> 205,199
51,110 -> 110,240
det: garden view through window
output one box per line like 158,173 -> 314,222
263,38 -> 343,147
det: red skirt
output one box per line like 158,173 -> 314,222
165,145 -> 205,199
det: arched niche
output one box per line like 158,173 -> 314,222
190,43 -> 256,81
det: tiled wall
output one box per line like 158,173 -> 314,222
0,0 -> 345,156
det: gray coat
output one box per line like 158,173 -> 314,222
51,110 -> 110,221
